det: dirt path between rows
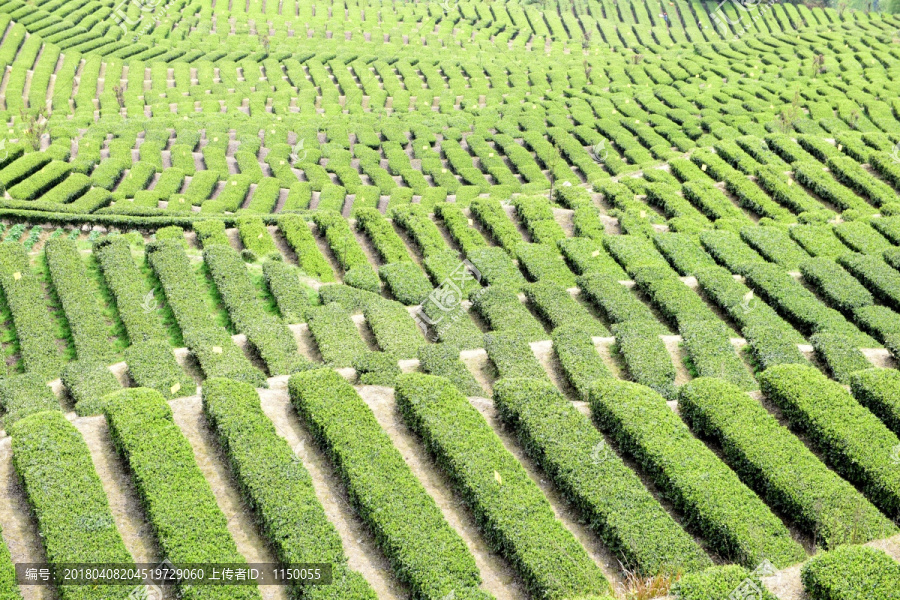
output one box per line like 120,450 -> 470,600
356,385 -> 526,600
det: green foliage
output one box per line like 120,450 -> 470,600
103,388 -> 261,600
0,373 -> 59,427
850,368 -> 900,436
288,369 -> 484,600
801,545 -> 900,600
680,378 -> 895,549
417,343 -> 483,397
378,261 -> 433,305
679,319 -> 756,390
353,351 -> 401,386
61,360 -> 121,416
493,377 -> 711,575
123,340 -> 195,400
590,379 -> 806,568
759,364 -> 900,519
10,411 -> 133,600
201,378 -> 377,600
193,220 -> 231,248
673,565 -> 779,600
612,320 -> 676,399
810,333 -> 873,383
484,332 -> 548,381
394,373 -> 610,599
306,303 -> 368,367
236,216 -> 278,259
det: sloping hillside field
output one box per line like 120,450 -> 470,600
0,0 -> 899,597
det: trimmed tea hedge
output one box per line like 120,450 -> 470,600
418,343 -> 483,397
44,238 -> 109,361
306,303 -> 369,367
551,325 -> 611,398
103,388 -> 261,600
850,368 -> 900,436
672,565 -> 779,600
288,369 -> 485,600
183,327 -> 268,388
61,360 -> 121,416
799,257 -> 874,314
494,377 -> 712,575
679,377 -> 895,549
612,320 -> 676,399
124,340 -> 195,400
838,252 -> 900,312
394,374 -> 610,599
801,545 -> 900,600
0,243 -> 63,378
473,286 -> 546,342
810,333 -> 873,384
759,364 -> 900,518
10,411 -> 134,600
262,260 -> 311,323
525,281 -> 608,336
484,332 -> 549,382
201,378 -> 377,600
679,319 -> 756,390
0,373 -> 59,428
577,273 -> 665,329
277,215 -> 335,282
589,379 -> 806,568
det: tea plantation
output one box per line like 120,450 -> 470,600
0,0 -> 898,598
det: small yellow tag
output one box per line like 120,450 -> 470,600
212,346 -> 223,354
837,144 -> 842,151
170,383 -> 181,394
640,210 -> 646,218
701,164 -> 707,172
494,470 -> 502,485
12,272 -> 20,281
787,179 -> 793,186
258,233 -> 264,239
467,219 -> 474,225
591,250 -> 601,257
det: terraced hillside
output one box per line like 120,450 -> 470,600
0,0 -> 899,598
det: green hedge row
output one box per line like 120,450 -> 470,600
417,343 -> 483,397
60,360 -> 121,416
759,364 -> 900,519
652,232 -> 718,276
123,340 -> 195,400
810,333 -> 873,384
525,281 -> 608,336
262,260 -> 311,323
200,378 -> 377,600
103,388 -> 261,600
44,238 -> 109,361
469,197 -> 523,252
754,165 -> 825,215
184,327 -> 268,387
472,287 -> 546,342
790,224 -> 852,260
203,243 -> 308,375
352,351 -> 401,386
633,266 -> 719,329
512,246 -> 572,290
466,246 -> 526,292
306,303 -> 369,367
0,523 -> 18,599
354,208 -> 412,264
833,221 -> 892,255
419,296 -> 484,350
288,369 -> 486,600
362,298 -> 425,360
698,229 -> 767,275
378,261 -> 433,305
493,377 -> 711,575
312,211 -> 380,293
551,325 -> 611,398
557,237 -> 628,279
193,219 -> 231,248
236,216 -> 278,259
799,257 -> 874,314
740,226 -> 811,271
672,565 -> 779,600
577,273 -> 665,329
612,320 -> 676,399
742,262 -> 876,346
826,155 -> 895,207
434,202 -> 488,256
483,331 -> 548,381
838,252 -> 900,312
10,411 -> 134,600
850,368 -> 900,436
589,379 -> 806,568
679,377 -> 895,549
679,319 -> 756,390
801,545 -> 900,600
0,243 -> 63,378
0,373 -> 59,428
394,373 -> 609,599
793,161 -> 875,215
277,215 -> 335,282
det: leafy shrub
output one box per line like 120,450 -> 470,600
849,368 -> 900,436
236,216 -> 278,259
362,298 -> 425,360
484,332 -> 548,381
306,303 -> 368,367
680,377 -> 895,549
394,374 -> 610,599
288,369 -> 484,600
612,320 -> 676,399
515,243 -> 576,288
61,360 -> 121,416
378,261 -> 433,305
810,333 -> 873,383
417,343 -> 483,397
10,411 -> 134,600
525,280 -> 608,336
577,273 -> 664,328
838,252 -> 900,312
590,379 -> 805,568
200,378 -> 377,600
799,257 -> 873,314
759,364 -> 900,519
353,351 -> 401,386
801,545 -> 900,600
473,287 -> 546,342
124,340 -> 195,400
558,237 -> 627,279
466,246 -> 526,292
103,388 -> 262,600
672,565 -> 779,600
193,220 -> 230,248
0,373 -> 59,428
262,260 -> 310,323
679,319 -> 756,390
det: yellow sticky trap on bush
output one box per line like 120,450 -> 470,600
12,272 -> 21,280
212,346 -> 223,354
701,164 -> 707,171
170,383 -> 181,395
591,250 -> 600,257
467,219 -> 473,225
258,233 -> 263,239
494,470 -> 502,485
837,144 -> 843,151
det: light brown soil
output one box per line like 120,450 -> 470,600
169,396 -> 289,600
355,386 -> 527,600
661,335 -> 692,387
466,397 -> 625,588
255,387 -> 408,600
